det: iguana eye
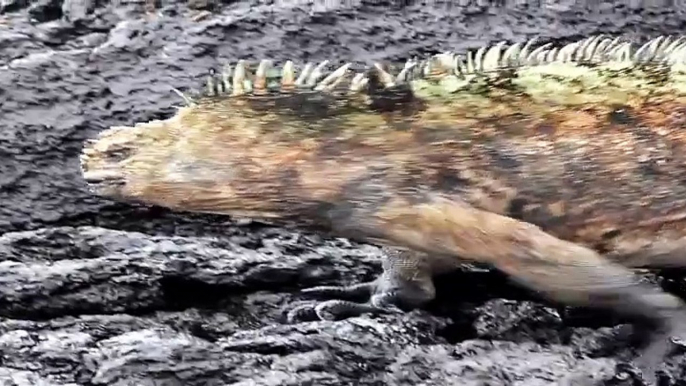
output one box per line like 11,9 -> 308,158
607,105 -> 636,125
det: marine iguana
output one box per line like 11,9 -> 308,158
80,35 -> 686,383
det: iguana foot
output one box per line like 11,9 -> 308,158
286,248 -> 445,322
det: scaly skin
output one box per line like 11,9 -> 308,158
80,35 -> 686,383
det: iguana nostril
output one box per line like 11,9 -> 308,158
82,170 -> 123,183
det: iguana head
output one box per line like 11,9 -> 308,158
79,57 -> 429,222
80,35 -> 686,224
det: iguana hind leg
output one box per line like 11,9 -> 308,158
380,197 -> 686,383
295,195 -> 686,383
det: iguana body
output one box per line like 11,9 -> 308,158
80,35 -> 686,383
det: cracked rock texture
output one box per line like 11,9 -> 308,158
2,0 -> 686,385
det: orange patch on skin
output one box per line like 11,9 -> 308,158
553,107 -> 605,134
547,201 -> 566,217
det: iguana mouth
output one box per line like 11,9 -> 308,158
80,118 -> 172,201
81,134 -> 129,192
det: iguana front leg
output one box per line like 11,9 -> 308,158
293,195 -> 686,383
287,247 -> 446,322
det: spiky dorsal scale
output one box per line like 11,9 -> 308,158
253,59 -> 271,95
280,60 -> 296,92
174,35 -> 686,119
316,63 -> 353,91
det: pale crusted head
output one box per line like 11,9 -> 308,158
80,35 -> 686,223
79,58 -> 422,220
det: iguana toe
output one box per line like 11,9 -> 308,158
298,281 -> 412,311
286,298 -> 402,323
300,281 -> 376,300
370,291 -> 406,310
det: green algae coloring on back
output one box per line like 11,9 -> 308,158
81,35 -> 686,383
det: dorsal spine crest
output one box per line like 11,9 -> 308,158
171,35 -> 686,106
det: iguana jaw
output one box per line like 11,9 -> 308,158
80,114 -> 186,206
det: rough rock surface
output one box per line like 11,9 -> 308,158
2,0 -> 686,385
